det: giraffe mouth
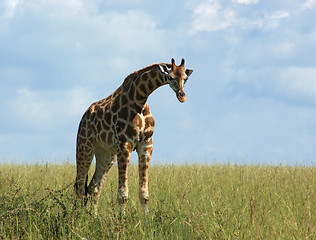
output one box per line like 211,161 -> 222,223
176,90 -> 186,103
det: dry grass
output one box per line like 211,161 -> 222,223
0,163 -> 315,239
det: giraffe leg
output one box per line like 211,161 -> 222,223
74,145 -> 94,200
87,147 -> 116,214
136,138 -> 153,214
117,142 -> 132,215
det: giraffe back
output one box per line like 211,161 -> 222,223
76,79 -> 155,155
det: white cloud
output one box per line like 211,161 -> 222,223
273,41 -> 295,57
265,11 -> 290,20
104,10 -> 165,55
238,18 -> 264,29
189,0 -> 291,35
14,88 -> 47,123
0,0 -> 88,20
239,10 -> 290,30
1,0 -> 169,89
261,11 -> 290,29
232,0 -> 259,4
1,0 -> 20,18
279,67 -> 316,103
189,0 -> 235,35
10,87 -> 95,130
1,0 -> 316,164
301,0 -> 316,9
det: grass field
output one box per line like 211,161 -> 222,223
0,163 -> 315,239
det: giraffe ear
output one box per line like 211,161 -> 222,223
185,69 -> 193,77
159,64 -> 172,75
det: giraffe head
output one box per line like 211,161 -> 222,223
159,58 -> 193,103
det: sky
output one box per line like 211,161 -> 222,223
0,0 -> 315,165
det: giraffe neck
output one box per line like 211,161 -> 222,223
122,64 -> 169,110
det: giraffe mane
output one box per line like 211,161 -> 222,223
122,63 -> 172,85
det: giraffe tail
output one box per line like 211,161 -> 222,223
83,174 -> 89,206
84,174 -> 89,196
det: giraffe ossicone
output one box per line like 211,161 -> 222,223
74,58 -> 193,214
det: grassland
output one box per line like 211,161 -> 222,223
0,163 -> 315,239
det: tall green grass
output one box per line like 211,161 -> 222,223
0,163 -> 315,239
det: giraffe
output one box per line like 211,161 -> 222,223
74,58 -> 193,214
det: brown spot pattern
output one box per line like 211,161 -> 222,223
75,60 -> 192,213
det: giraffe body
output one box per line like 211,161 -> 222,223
74,59 -> 193,213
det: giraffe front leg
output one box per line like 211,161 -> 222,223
117,142 -> 132,215
136,138 -> 153,214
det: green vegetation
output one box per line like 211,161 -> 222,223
0,163 -> 315,239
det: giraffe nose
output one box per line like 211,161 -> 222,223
176,90 -> 186,103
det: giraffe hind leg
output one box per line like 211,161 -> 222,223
87,147 -> 116,213
74,146 -> 94,201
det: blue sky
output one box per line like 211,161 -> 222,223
0,0 -> 315,165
